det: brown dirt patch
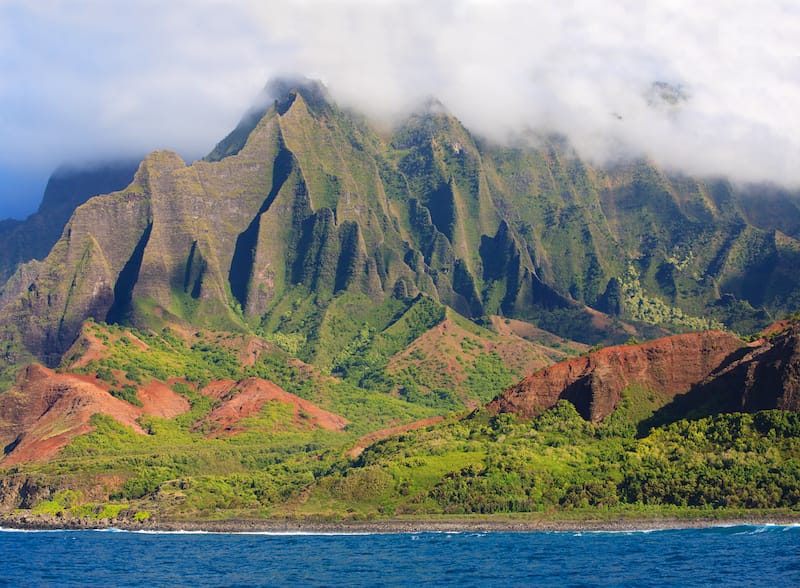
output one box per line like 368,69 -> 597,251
0,365 -> 146,466
199,379 -> 238,400
138,381 -> 190,418
1,365 -> 191,466
65,329 -> 107,370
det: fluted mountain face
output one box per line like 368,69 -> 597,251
1,81 -> 799,369
0,161 -> 139,284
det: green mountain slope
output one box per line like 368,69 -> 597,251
2,319 -> 799,524
3,80 -> 798,377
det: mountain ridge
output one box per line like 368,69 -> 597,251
1,80 -> 799,522
3,81 -> 798,381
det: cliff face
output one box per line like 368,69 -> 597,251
0,186 -> 152,364
686,324 -> 800,413
0,84 -> 572,367
488,331 -> 745,422
489,324 -> 800,422
0,475 -> 55,511
0,161 -> 139,284
1,81 -> 800,371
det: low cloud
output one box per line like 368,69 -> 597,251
1,0 -> 798,216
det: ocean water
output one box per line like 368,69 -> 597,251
0,525 -> 798,587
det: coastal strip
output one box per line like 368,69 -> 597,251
2,513 -> 799,534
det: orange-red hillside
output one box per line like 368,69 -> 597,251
195,378 -> 348,437
0,364 -> 189,466
488,330 -> 744,422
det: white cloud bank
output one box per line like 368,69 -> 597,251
1,0 -> 798,216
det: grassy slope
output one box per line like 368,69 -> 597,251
3,317 -> 799,523
1,308 -> 585,521
290,402 -> 800,521
0,320 -> 438,518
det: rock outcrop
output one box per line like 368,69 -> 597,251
488,330 -> 745,422
0,475 -> 55,510
678,323 -> 800,414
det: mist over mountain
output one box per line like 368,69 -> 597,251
0,161 -> 139,284
1,2 -> 798,219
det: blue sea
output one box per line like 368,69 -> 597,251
1,525 -> 798,587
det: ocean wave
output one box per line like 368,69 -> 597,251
731,524 -> 800,535
569,522 -> 800,536
577,528 -> 664,535
1,523 -> 797,537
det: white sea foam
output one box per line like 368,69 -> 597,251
235,531 -> 375,536
1,524 -> 796,536
732,524 -> 800,535
129,529 -> 378,536
580,528 -> 664,535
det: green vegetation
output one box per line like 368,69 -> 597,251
70,324 -> 240,389
32,489 -> 82,516
4,301 -> 800,526
328,294 -> 445,385
302,403 -> 800,518
8,375 -> 799,522
618,264 -> 724,332
31,489 -> 137,521
109,384 -> 142,407
244,350 -> 436,434
0,325 -> 35,390
463,351 -> 515,404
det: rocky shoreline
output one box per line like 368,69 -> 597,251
2,512 -> 799,534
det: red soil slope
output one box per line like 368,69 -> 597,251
195,378 -> 348,437
488,330 -> 745,422
137,381 -> 191,418
0,364 -> 189,466
691,323 -> 800,413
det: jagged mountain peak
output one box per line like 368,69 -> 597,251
3,76 -> 800,525
413,95 -> 450,117
136,150 -> 187,177
265,77 -> 330,104
394,98 -> 470,141
1,76 -> 800,382
206,78 -> 336,162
